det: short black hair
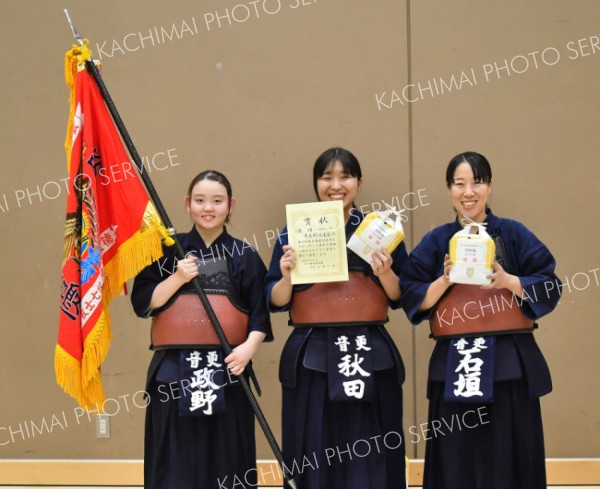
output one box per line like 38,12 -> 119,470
446,151 -> 492,188
187,170 -> 233,200
312,147 -> 362,198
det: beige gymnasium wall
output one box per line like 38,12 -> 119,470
0,0 -> 598,470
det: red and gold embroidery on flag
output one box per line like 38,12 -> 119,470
56,41 -> 172,410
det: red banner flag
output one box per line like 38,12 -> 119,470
56,42 -> 172,410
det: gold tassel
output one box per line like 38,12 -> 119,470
158,225 -> 175,247
143,201 -> 174,246
64,40 -> 93,171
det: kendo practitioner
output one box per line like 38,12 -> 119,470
132,170 -> 272,489
265,147 -> 408,489
400,151 -> 561,489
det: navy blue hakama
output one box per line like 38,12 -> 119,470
282,356 -> 405,489
424,379 -> 546,489
144,351 -> 257,489
132,228 -> 273,489
266,211 -> 408,489
401,211 -> 560,489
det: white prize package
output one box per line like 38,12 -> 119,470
448,221 -> 496,285
347,205 -> 406,264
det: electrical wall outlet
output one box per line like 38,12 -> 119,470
96,414 -> 111,438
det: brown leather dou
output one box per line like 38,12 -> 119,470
289,272 -> 389,326
152,294 -> 249,348
430,284 -> 535,339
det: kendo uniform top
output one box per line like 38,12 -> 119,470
131,227 -> 272,489
400,210 -> 561,489
265,210 -> 408,489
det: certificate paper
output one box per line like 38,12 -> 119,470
286,201 -> 348,284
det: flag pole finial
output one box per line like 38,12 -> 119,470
64,9 -> 83,46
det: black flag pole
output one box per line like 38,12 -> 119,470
63,10 -> 297,489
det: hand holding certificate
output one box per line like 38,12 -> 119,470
285,200 -> 349,284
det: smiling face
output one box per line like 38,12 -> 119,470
448,161 -> 492,223
186,178 -> 234,232
316,160 -> 362,215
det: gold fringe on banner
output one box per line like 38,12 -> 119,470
57,43 -> 172,412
